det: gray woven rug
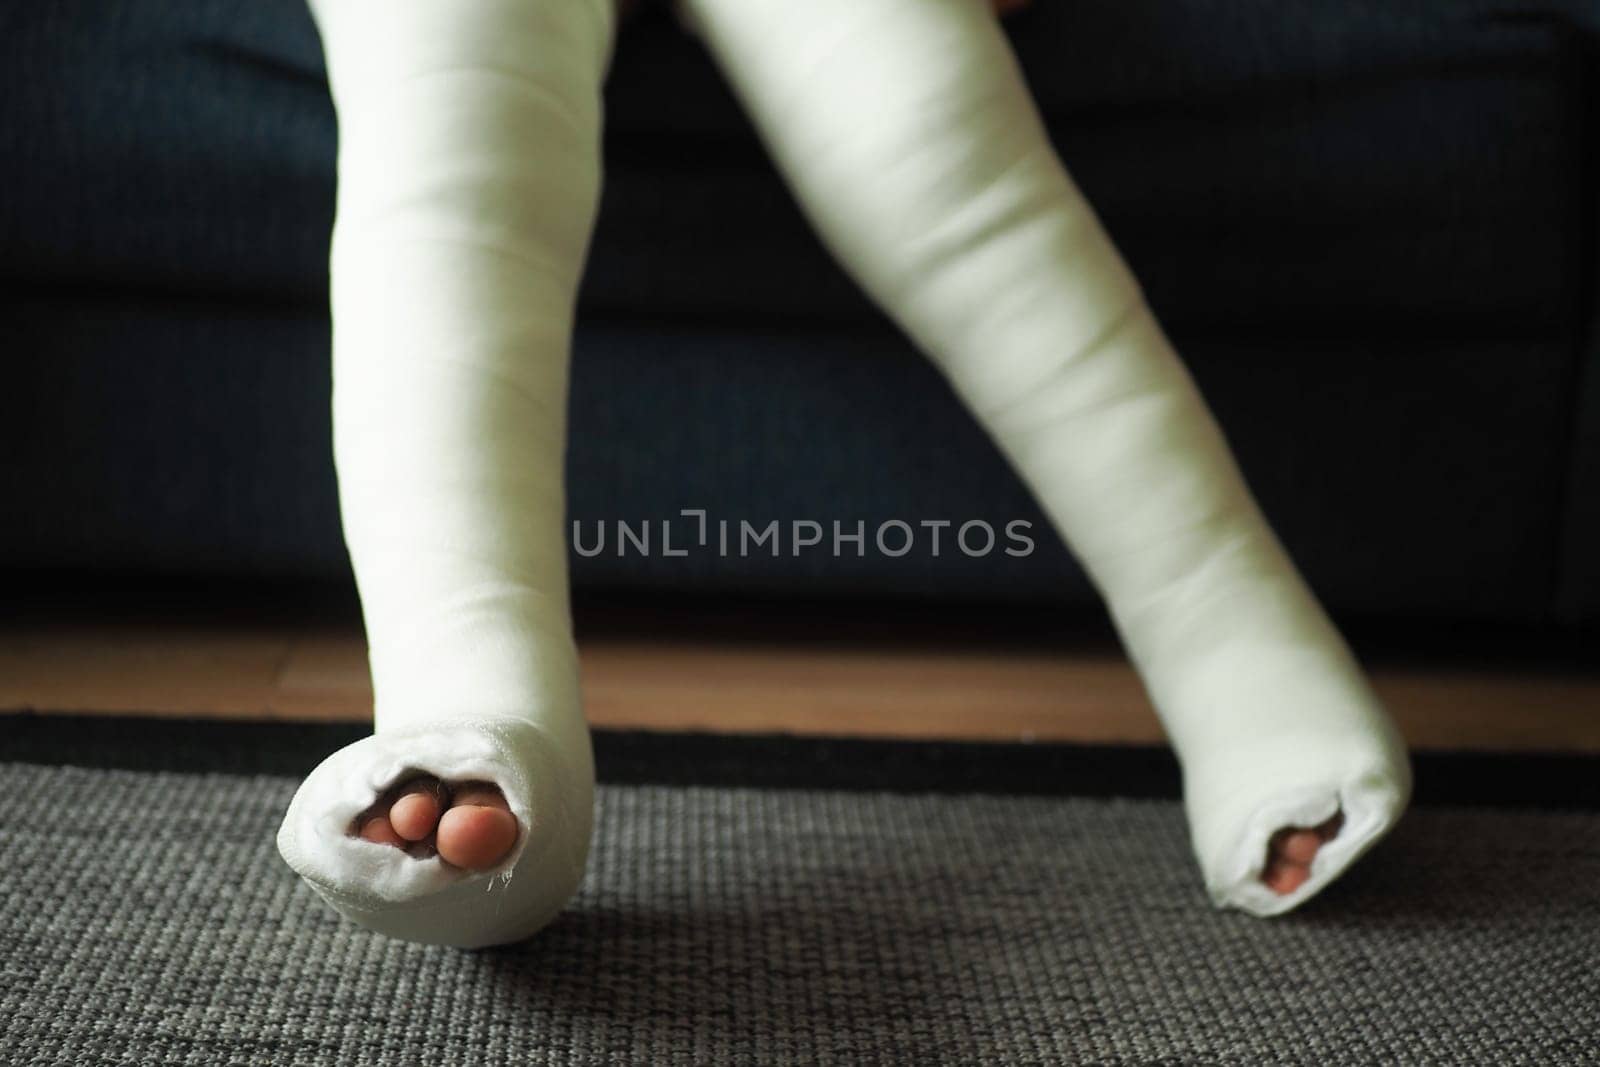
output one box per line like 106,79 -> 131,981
2,760 -> 1596,1065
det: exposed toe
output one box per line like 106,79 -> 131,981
1278,829 -> 1323,866
389,779 -> 445,842
358,814 -> 406,848
1263,860 -> 1310,895
436,783 -> 518,870
348,777 -> 518,868
1262,808 -> 1348,895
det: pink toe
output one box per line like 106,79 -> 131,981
358,815 -> 405,848
1280,830 -> 1322,866
436,805 -> 519,870
389,791 -> 442,842
1264,862 -> 1310,895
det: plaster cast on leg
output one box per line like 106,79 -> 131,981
276,0 -> 613,947
682,0 -> 1410,915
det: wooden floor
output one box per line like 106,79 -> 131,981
3,617 -> 1599,753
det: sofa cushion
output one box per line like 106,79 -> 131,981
3,296 -> 1580,623
0,1 -> 1591,341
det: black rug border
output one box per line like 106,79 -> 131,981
3,710 -> 1598,809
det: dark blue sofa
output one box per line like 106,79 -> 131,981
3,1 -> 1598,626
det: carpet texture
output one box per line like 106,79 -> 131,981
2,759 -> 1597,1065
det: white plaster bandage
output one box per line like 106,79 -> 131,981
277,0 -> 614,947
681,0 -> 1410,915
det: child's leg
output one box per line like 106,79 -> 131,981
682,0 -> 1409,915
276,0 -> 614,947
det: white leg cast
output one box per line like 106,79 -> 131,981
276,0 -> 614,947
681,0 -> 1410,915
